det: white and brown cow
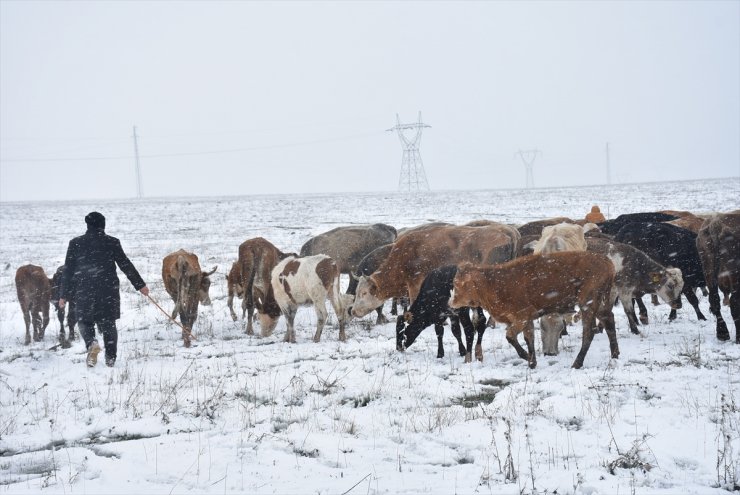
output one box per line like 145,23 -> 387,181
532,223 -> 588,354
15,264 -> 51,345
162,249 -> 217,347
271,255 -> 353,343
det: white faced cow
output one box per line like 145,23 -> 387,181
162,249 -> 217,347
271,255 -> 353,343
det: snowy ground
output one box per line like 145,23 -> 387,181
1,178 -> 739,494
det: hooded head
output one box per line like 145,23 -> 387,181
591,205 -> 601,213
85,211 -> 106,230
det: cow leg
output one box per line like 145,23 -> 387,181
708,284 -> 730,341
40,302 -> 49,340
21,305 -> 31,345
729,291 -> 740,343
523,321 -> 537,369
284,307 -> 297,343
30,304 -> 42,342
634,296 -> 649,325
684,287 -> 707,321
244,293 -> 255,335
620,293 -> 641,335
390,298 -> 398,316
448,313 -> 466,357
458,310 -> 476,363
474,308 -> 487,362
572,311 -> 597,369
600,310 -> 620,360
434,321 -> 445,359
375,306 -> 388,325
505,323 -> 530,361
313,302 -> 328,343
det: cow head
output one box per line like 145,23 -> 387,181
395,310 -> 424,352
350,275 -> 383,317
198,266 -> 218,306
448,264 -> 481,309
654,267 -> 684,309
540,314 -> 565,356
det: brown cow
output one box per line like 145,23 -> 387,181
697,213 -> 740,342
162,250 -> 217,347
448,251 -> 618,369
236,237 -> 295,336
15,264 -> 51,345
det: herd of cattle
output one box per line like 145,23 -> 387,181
13,209 -> 740,369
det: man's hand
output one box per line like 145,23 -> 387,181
58,298 -> 66,309
139,286 -> 150,297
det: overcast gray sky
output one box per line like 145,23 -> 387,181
1,0 -> 738,202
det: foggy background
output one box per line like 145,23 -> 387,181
1,1 -> 738,202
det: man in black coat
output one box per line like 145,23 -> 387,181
58,212 -> 149,368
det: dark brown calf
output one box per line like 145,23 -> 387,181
236,237 -> 295,336
449,251 -> 618,369
15,264 -> 51,345
162,250 -> 217,347
697,213 -> 740,342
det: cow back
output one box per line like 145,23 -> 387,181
300,224 -> 397,273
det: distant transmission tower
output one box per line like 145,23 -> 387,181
516,149 -> 541,189
132,125 -> 143,198
387,112 -> 430,192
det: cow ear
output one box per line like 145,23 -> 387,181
404,311 -> 413,323
649,272 -> 662,284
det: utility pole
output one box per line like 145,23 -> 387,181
605,142 -> 611,185
516,149 -> 541,189
387,112 -> 431,192
133,126 -> 143,198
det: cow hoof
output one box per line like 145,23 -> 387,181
529,361 -> 537,369
376,315 -> 389,325
630,329 -> 640,335
698,314 -> 707,321
61,340 -> 71,349
437,352 -> 444,359
718,332 -> 731,342
464,353 -> 472,363
572,362 -> 583,369
24,337 -> 31,345
639,316 -> 649,325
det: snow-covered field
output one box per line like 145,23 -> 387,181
1,178 -> 739,494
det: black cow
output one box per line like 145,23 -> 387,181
51,265 -> 77,348
598,212 -> 679,235
395,265 -> 486,362
614,222 -> 706,321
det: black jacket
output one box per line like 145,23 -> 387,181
60,227 -> 145,322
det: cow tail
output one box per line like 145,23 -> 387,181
331,266 -> 346,321
175,255 -> 188,318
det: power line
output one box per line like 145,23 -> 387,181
0,131 -> 385,163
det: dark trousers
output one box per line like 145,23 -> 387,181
78,320 -> 117,359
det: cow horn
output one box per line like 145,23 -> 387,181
204,266 -> 217,277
